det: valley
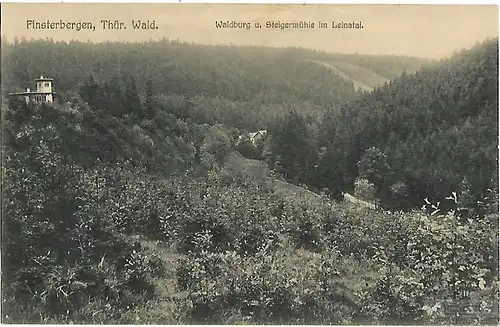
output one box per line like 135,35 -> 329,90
2,37 -> 498,325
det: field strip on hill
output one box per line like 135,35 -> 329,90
305,59 -> 388,93
327,60 -> 389,87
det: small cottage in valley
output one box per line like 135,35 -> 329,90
246,130 -> 268,146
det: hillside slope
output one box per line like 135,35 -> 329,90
314,38 -> 498,208
225,151 -> 376,211
2,39 -> 431,131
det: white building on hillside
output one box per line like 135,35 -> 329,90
8,75 -> 55,104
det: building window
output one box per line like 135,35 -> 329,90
44,82 -> 50,87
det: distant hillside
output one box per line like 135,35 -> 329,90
2,39 -> 431,131
1,40 -> 359,105
291,48 -> 433,78
313,38 -> 498,208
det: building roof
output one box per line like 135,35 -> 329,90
248,130 -> 267,138
35,75 -> 54,81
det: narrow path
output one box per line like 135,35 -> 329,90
343,192 -> 376,209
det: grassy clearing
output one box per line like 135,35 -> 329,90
327,60 -> 389,88
224,151 -> 271,183
307,60 -> 386,92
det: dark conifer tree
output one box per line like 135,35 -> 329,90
268,110 -> 315,184
144,78 -> 157,120
79,75 -> 105,110
106,75 -> 125,117
125,76 -> 143,120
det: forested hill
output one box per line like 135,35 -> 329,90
311,38 -> 498,209
1,39 -> 431,131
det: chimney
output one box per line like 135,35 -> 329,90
27,88 -> 30,92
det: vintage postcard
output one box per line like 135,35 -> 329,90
1,2 -> 498,325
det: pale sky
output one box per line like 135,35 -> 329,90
2,3 -> 498,58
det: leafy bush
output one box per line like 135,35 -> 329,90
200,125 -> 233,167
236,137 -> 262,159
176,247 -> 365,324
357,146 -> 391,188
354,177 -> 377,202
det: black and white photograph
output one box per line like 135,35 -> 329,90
1,3 -> 499,325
